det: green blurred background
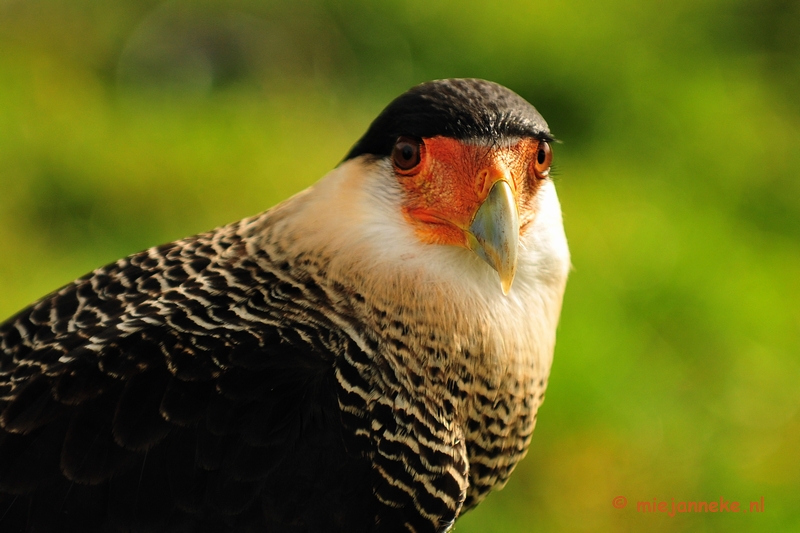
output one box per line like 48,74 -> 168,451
1,0 -> 798,531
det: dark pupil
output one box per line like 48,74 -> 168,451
401,144 -> 414,161
537,148 -> 546,165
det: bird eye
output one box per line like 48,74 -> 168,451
533,141 -> 552,179
392,137 -> 422,172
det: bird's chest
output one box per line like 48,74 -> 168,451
329,281 -> 553,515
458,358 -> 546,509
366,322 -> 547,508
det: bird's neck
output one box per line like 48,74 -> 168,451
238,157 -> 569,411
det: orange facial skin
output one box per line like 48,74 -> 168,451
398,136 -> 547,247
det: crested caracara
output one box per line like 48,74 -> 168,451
0,78 -> 570,533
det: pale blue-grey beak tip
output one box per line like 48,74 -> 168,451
467,180 -> 520,295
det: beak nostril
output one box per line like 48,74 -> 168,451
476,169 -> 490,198
476,165 -> 513,200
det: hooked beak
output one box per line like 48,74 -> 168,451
466,180 -> 520,295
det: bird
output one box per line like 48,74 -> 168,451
0,78 -> 570,533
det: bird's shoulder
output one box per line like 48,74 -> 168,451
0,218 -> 378,532
1,214 -> 338,382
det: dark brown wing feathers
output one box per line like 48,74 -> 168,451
0,224 -> 378,532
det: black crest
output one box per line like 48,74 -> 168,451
345,78 -> 551,160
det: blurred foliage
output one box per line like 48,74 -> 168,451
1,0 -> 799,531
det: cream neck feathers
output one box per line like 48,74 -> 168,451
249,156 -> 570,371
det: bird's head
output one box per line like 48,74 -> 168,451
340,78 -> 561,296
269,78 -> 568,306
